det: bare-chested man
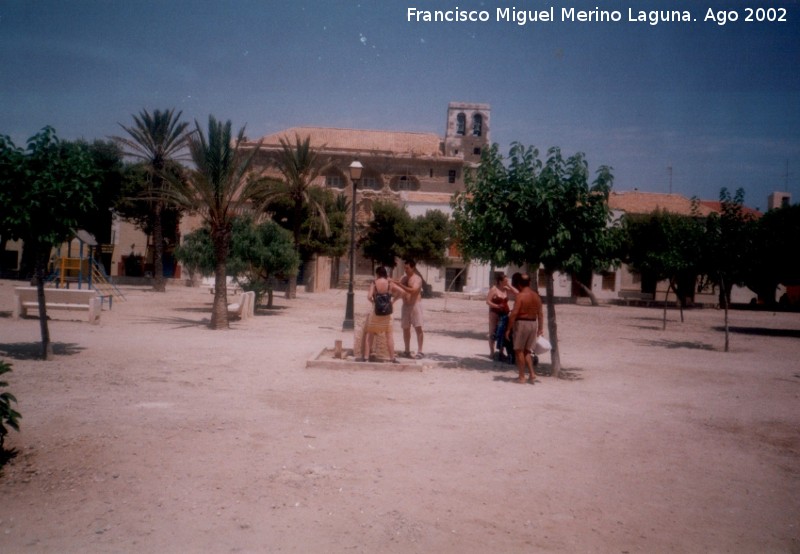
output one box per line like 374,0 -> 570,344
393,259 -> 424,359
505,273 -> 544,383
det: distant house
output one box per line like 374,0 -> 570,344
605,190 -> 763,306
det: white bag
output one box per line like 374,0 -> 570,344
533,336 -> 551,355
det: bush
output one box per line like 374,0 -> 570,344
0,360 -> 21,452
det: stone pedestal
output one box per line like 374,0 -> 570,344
353,312 -> 392,361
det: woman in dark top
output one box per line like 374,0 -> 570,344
485,272 -> 517,360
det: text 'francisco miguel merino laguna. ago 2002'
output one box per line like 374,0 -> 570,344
406,6 -> 789,26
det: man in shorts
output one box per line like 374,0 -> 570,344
505,273 -> 544,383
394,259 -> 424,359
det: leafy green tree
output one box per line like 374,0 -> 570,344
404,209 -> 452,268
0,128 -> 102,359
173,226 -> 214,281
746,202 -> 800,306
701,188 -> 758,350
176,216 -> 299,308
114,108 -> 191,292
361,200 -> 452,270
361,200 -> 411,267
621,207 -> 705,328
265,185 -> 348,263
453,143 -> 614,377
168,116 -> 270,329
261,134 -> 329,298
451,143 -> 520,267
228,216 -> 299,307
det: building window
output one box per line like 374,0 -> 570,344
448,170 -> 456,184
325,173 -> 344,189
363,175 -> 381,191
601,271 -> 616,291
390,175 -> 420,191
456,113 -> 466,135
429,169 -> 433,178
473,147 -> 481,156
472,114 -> 483,137
538,272 -> 547,289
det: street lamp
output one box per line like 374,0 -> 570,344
342,160 -> 363,330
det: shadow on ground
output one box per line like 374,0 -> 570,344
0,342 -> 85,360
721,326 -> 800,339
131,316 -> 210,329
630,338 -> 717,351
430,329 -> 487,341
421,352 -> 584,382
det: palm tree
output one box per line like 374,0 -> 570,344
114,108 -> 190,292
168,116 -> 270,329
266,134 -> 329,298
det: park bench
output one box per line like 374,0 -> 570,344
12,287 -> 101,324
618,290 -> 655,306
227,291 -> 255,320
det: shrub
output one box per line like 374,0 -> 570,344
0,360 -> 21,452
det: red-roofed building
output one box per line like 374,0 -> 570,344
227,102 -> 493,293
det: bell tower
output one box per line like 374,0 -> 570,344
444,102 -> 490,164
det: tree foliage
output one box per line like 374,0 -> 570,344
265,185 -> 348,262
260,134 -> 329,298
114,108 -> 191,292
0,360 -> 21,454
168,116 -> 271,329
176,215 -> 299,308
621,207 -> 705,328
0,127 -> 102,358
361,200 -> 452,268
361,200 -> 411,268
452,143 -> 614,377
746,202 -> 800,306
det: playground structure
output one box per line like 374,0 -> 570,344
48,230 -> 125,308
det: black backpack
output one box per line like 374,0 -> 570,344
374,292 -> 393,316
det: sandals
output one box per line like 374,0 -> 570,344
414,353 -> 424,360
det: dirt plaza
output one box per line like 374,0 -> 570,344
0,279 -> 798,553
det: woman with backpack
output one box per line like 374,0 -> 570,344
359,266 -> 402,363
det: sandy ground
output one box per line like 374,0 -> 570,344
0,278 -> 798,553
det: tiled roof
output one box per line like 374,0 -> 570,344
698,200 -> 762,219
608,191 -> 715,217
254,127 -> 444,157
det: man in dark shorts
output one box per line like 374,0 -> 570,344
505,273 -> 544,384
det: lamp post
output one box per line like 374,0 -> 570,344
342,160 -> 363,330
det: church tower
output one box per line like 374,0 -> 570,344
444,102 -> 491,164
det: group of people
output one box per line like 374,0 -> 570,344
359,260 -> 425,363
358,261 -> 545,384
486,271 -> 545,384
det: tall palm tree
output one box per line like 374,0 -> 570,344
114,108 -> 190,292
266,134 -> 329,298
168,116 -> 270,329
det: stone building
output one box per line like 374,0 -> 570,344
241,102 -> 493,293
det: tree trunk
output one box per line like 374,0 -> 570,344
209,226 -> 231,330
152,202 -> 166,292
574,279 -> 598,306
721,275 -> 730,352
545,268 -> 561,378
34,247 -> 53,360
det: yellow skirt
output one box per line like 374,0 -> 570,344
365,313 -> 393,334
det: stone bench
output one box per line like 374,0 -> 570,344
617,290 -> 655,306
12,287 -> 101,324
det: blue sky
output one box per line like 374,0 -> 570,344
2,0 -> 798,210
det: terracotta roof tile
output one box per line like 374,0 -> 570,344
609,191 -> 714,216
255,127 -> 443,157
